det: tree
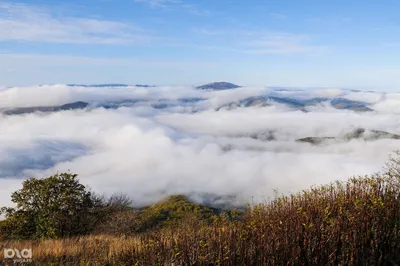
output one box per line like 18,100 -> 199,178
385,151 -> 400,179
0,173 -> 104,239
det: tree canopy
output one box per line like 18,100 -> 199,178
0,173 -> 103,239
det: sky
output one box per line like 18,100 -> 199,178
1,0 -> 400,89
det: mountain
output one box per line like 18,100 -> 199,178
135,84 -> 156,88
217,95 -> 372,112
344,128 -> 400,141
296,137 -> 335,145
217,96 -> 306,111
297,128 -> 400,145
58,101 -> 89,110
2,101 -> 89,115
197,82 -> 241,90
67,84 -> 129,87
67,84 -> 155,88
3,106 -> 56,115
330,98 -> 373,112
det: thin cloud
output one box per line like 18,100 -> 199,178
0,3 -> 152,44
383,42 -> 400,47
0,54 -> 221,69
245,34 -> 328,55
134,0 -> 181,8
134,0 -> 210,16
305,17 -> 322,23
195,29 -> 328,55
195,28 -> 226,36
269,13 -> 288,20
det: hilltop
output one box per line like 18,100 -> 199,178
296,128 -> 400,145
2,101 -> 89,115
196,82 -> 241,90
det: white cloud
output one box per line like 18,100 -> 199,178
372,97 -> 400,114
0,84 -> 204,108
203,87 -> 269,108
343,91 -> 386,104
313,88 -> 344,98
157,106 -> 400,138
0,3 -> 150,44
1,85 -> 400,208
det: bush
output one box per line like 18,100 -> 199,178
94,195 -> 222,235
2,153 -> 400,264
2,175 -> 400,265
0,173 -> 105,239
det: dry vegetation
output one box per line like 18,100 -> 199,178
1,173 -> 400,265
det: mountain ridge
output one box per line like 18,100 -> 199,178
196,82 -> 241,90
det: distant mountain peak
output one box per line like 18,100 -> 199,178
135,84 -> 156,88
196,82 -> 241,91
67,84 -> 155,88
59,101 -> 89,110
67,84 -> 129,88
2,101 -> 89,115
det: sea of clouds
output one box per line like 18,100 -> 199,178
1,84 -> 400,208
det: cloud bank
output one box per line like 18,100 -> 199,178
1,84 -> 400,208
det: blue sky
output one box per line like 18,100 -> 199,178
1,0 -> 400,90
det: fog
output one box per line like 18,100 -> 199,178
1,84 -> 399,208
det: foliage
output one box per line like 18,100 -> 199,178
0,173 -> 104,239
94,195 -> 223,235
1,174 -> 400,265
2,153 -> 400,264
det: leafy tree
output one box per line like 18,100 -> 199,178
0,173 -> 105,239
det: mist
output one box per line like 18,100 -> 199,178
1,84 -> 399,208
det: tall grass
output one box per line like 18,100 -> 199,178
1,175 -> 400,265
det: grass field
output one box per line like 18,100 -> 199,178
1,174 -> 400,265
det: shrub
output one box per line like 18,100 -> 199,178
94,195 -> 221,235
0,173 -> 104,239
2,175 -> 400,265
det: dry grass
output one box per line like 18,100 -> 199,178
1,175 -> 400,265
